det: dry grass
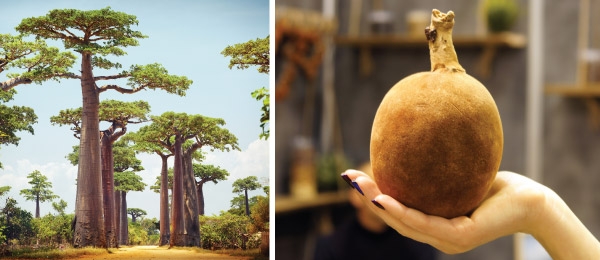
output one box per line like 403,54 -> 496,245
1,247 -> 108,259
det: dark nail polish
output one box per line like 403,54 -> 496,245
352,181 -> 364,196
371,199 -> 385,210
341,174 -> 354,189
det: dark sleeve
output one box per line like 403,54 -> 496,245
313,235 -> 335,260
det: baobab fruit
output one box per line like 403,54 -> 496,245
370,9 -> 503,219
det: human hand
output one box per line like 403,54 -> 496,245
341,169 -> 600,258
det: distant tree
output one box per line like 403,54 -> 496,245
114,171 -> 146,245
193,164 -> 229,216
19,170 -> 58,218
127,208 -> 147,223
0,89 -> 37,168
232,176 -> 262,216
150,168 -> 173,193
125,130 -> 174,246
229,195 -> 258,216
248,187 -> 269,233
52,199 -> 68,215
221,36 -> 270,139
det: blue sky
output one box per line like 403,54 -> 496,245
0,0 -> 270,219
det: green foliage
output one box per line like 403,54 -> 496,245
0,33 -> 76,85
251,87 -> 270,140
228,195 -> 258,216
114,171 -> 146,192
16,7 -> 146,58
127,63 -> 192,96
484,0 -> 519,33
248,196 -> 269,233
0,186 -> 10,197
51,100 -> 151,139
126,208 -> 147,222
51,199 -> 68,215
232,176 -> 261,194
221,36 -> 270,140
113,140 -> 144,173
150,168 -> 173,193
128,217 -> 159,245
98,100 -> 151,125
221,36 -> 269,74
200,212 -> 254,250
194,164 -> 229,184
0,197 -> 35,245
0,89 -> 38,168
32,213 -> 74,246
19,170 -> 58,212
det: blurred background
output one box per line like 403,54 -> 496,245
274,0 -> 600,259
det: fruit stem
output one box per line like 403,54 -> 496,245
426,9 -> 465,73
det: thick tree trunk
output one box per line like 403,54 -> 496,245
244,189 -> 250,216
181,151 -> 200,246
159,154 -> 171,246
196,182 -> 205,216
170,136 -> 185,247
120,191 -> 128,245
73,52 -> 105,248
101,132 -> 117,248
35,195 -> 40,218
114,187 -> 121,246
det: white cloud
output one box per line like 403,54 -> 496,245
0,159 -> 77,216
203,138 -> 269,181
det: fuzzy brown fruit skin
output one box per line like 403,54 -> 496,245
370,71 -> 503,219
370,11 -> 504,219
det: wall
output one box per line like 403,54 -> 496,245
276,0 -> 600,259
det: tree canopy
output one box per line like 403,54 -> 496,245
19,170 -> 58,218
221,35 -> 269,74
0,89 -> 37,168
114,171 -> 146,193
221,36 -> 270,139
0,33 -> 76,90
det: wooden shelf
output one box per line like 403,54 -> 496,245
545,84 -> 600,96
546,84 -> 600,129
335,32 -> 527,77
275,191 -> 348,214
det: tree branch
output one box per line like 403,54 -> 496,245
94,74 -> 130,81
1,77 -> 33,91
98,84 -> 144,94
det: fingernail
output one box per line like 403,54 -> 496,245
341,173 -> 355,189
352,181 -> 364,196
371,199 -> 385,210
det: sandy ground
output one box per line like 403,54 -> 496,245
71,246 -> 253,260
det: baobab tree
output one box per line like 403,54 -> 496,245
12,7 -> 192,247
52,99 -> 150,248
232,176 -> 262,216
131,112 -> 239,247
193,164 -> 229,216
114,171 -> 146,245
66,140 -> 144,247
126,208 -> 147,223
221,36 -> 270,139
19,170 -> 58,218
124,131 -> 175,246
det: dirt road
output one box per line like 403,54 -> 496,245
72,246 -> 253,260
